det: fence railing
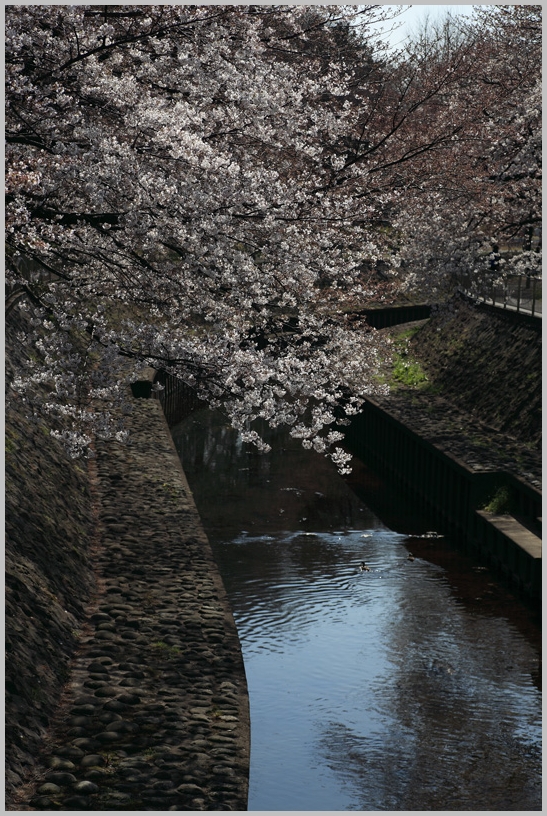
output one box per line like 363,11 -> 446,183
460,274 -> 542,317
488,275 -> 542,316
154,369 -> 205,427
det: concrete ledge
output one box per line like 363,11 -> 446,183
345,397 -> 541,606
475,510 -> 541,600
476,511 -> 542,560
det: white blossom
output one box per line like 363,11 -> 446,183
5,5 -> 540,472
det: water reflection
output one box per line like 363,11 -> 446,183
172,410 -> 541,812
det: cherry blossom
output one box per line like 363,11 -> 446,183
6,5 -> 540,466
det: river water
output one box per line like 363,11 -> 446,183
171,409 -> 541,811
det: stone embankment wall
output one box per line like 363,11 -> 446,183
6,310 -> 96,802
5,310 -> 250,810
409,294 -> 542,446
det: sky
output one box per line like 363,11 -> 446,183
370,5 -> 481,50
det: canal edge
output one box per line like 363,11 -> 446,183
11,376 -> 250,811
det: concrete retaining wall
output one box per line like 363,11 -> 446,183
357,302 -> 432,329
473,511 -> 542,599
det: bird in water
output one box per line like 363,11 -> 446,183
407,552 -> 415,562
359,561 -> 370,572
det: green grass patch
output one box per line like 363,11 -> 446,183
482,485 -> 514,515
392,354 -> 429,388
150,640 -> 182,659
388,324 -> 430,389
392,325 -> 423,343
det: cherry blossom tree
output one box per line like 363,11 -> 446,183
6,5 -> 398,467
6,4 -> 540,466
393,4 -> 541,298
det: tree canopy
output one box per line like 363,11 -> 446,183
6,4 -> 541,465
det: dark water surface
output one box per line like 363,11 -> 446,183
172,410 -> 541,811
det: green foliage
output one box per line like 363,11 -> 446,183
392,354 -> 429,388
5,426 -> 21,455
150,640 -> 181,659
99,750 -> 121,768
393,326 -> 423,343
482,485 -> 513,515
382,324 -> 431,390
5,437 -> 17,455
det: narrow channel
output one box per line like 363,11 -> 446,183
171,408 -> 541,811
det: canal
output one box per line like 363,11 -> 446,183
171,409 -> 541,811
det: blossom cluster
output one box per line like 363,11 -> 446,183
5,5 -> 541,469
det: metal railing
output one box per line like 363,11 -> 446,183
154,369 -> 205,427
486,275 -> 542,317
459,274 -> 542,318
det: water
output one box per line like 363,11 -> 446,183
172,409 -> 542,811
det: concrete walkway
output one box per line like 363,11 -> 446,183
18,397 -> 250,811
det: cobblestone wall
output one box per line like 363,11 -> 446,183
5,309 -> 97,805
6,310 -> 250,810
410,295 -> 542,445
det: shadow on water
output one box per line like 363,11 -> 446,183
171,409 -> 542,812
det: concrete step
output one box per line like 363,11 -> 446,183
475,510 -> 541,601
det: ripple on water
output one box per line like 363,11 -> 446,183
218,528 -> 541,811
